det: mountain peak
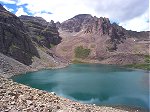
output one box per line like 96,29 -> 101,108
59,14 -> 112,34
73,14 -> 93,19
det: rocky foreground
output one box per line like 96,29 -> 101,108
0,76 -> 148,112
0,4 -> 149,112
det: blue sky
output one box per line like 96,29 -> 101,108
0,0 -> 149,31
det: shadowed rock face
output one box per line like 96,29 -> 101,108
19,15 -> 62,48
0,4 -> 39,65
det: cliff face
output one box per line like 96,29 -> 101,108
55,14 -> 149,64
0,4 -> 39,65
19,15 -> 62,48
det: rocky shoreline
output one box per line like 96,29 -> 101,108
0,76 -> 148,112
0,52 -> 148,112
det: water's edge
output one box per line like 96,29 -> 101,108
1,76 -> 148,112
10,64 -> 149,111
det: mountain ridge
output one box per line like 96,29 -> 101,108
55,14 -> 149,64
0,4 -> 149,76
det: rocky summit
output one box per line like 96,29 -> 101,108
55,14 -> 149,64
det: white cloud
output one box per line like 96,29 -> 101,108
31,0 -> 96,22
0,0 -> 16,4
15,7 -> 28,16
119,10 -> 149,31
16,0 -> 96,22
3,5 -> 14,12
1,0 -> 149,31
83,0 -> 149,22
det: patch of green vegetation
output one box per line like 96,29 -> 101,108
42,29 -> 57,35
27,20 -> 42,27
125,55 -> 150,70
10,43 -> 20,50
125,64 -> 150,70
36,35 -> 44,41
71,59 -> 87,64
144,55 -> 150,63
50,43 -> 55,48
74,46 -> 91,59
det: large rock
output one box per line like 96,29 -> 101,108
19,15 -> 62,48
0,4 -> 39,65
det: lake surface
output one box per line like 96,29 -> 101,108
11,64 -> 149,110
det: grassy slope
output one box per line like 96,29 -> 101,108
71,59 -> 88,64
125,55 -> 150,70
72,54 -> 150,70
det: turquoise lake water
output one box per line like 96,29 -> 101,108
11,64 -> 149,110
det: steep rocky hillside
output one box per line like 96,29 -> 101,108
0,4 -> 39,65
19,15 -> 62,48
0,4 -> 66,77
0,53 -> 30,78
55,14 -> 149,65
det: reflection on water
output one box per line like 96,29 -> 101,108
12,64 -> 149,110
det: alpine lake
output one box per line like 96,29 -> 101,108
11,64 -> 149,110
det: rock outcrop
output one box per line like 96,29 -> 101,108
0,4 -> 39,65
19,15 -> 62,48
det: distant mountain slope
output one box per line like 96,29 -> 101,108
19,15 -> 62,48
55,14 -> 149,64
